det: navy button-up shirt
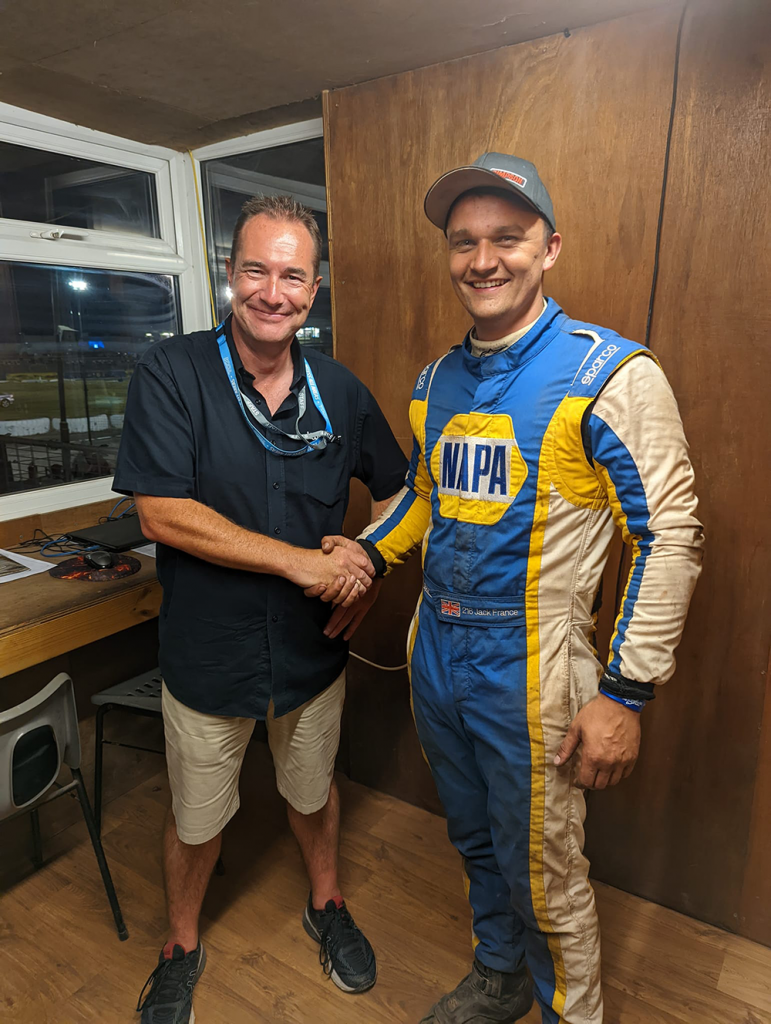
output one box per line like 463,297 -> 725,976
113,317 -> 407,719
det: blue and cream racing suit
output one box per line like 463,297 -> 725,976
360,298 -> 703,1023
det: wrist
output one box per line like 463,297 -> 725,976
357,538 -> 387,578
271,540 -> 307,582
598,688 -> 645,713
600,669 -> 655,704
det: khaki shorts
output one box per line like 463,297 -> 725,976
162,671 -> 345,845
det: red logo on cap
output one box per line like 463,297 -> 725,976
492,168 -> 527,188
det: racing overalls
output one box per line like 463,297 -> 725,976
360,298 -> 703,1023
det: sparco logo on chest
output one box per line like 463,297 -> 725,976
581,343 -> 620,385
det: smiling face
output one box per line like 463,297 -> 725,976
445,190 -> 562,341
226,214 -> 322,349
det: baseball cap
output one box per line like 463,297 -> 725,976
424,152 -> 555,233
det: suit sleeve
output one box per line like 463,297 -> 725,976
589,356 -> 704,685
357,376 -> 435,572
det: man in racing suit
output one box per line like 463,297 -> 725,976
323,153 -> 704,1023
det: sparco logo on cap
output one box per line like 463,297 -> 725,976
492,168 -> 527,188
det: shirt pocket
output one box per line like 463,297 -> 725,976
301,442 -> 350,507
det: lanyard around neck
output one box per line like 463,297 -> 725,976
216,324 -> 335,457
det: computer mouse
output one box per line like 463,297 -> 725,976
84,549 -> 114,570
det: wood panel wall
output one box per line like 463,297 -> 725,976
584,0 -> 771,944
326,0 -> 771,944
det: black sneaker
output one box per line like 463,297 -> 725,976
419,957 -> 533,1023
302,895 -> 377,993
136,943 -> 206,1024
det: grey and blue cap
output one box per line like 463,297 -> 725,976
424,152 -> 555,233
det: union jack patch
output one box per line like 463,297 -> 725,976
441,599 -> 461,617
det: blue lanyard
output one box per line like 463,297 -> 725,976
216,323 -> 335,457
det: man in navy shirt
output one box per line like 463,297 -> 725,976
114,195 -> 406,1022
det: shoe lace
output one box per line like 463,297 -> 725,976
317,904 -> 367,977
136,952 -> 194,1012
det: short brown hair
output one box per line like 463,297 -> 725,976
230,194 -> 323,277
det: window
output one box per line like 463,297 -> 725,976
0,262 -> 179,495
0,103 -> 209,517
199,128 -> 332,356
0,141 -> 160,238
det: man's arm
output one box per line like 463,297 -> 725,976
317,441 -> 434,639
135,494 -> 374,606
591,356 -> 704,686
356,426 -> 434,573
313,378 -> 438,635
314,492 -> 402,639
555,356 -> 704,788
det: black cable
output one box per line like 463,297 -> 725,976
10,528 -> 88,558
614,0 -> 688,612
644,0 -> 689,350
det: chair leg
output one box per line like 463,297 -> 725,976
93,704 -> 110,837
71,766 -> 129,941
30,808 -> 43,869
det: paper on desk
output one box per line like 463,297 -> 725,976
132,543 -> 156,558
0,547 -> 52,584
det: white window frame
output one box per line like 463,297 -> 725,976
0,102 -> 211,521
190,118 -> 325,315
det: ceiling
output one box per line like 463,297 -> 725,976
0,0 -> 673,151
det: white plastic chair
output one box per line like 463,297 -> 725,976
0,672 -> 128,940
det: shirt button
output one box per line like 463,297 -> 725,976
273,482 -> 280,490
272,615 -> 279,623
274,526 -> 281,535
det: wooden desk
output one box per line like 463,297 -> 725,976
0,553 -> 161,679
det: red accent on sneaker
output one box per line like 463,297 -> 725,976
163,941 -> 195,959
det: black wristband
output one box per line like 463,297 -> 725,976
357,538 -> 387,578
600,669 -> 656,703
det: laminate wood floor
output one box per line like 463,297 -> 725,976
1,743 -> 769,1023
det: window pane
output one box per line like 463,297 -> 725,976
0,261 -> 179,496
0,141 -> 160,238
201,136 -> 333,356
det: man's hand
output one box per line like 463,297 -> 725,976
287,544 -> 374,607
324,578 -> 383,640
553,694 -> 641,789
302,535 -> 377,608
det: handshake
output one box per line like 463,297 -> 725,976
286,532 -> 378,604
282,536 -> 378,638
284,535 -> 381,641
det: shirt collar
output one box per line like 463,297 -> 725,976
224,314 -> 306,394
468,298 -> 548,357
461,296 -> 564,375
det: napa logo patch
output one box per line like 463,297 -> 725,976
430,412 -> 528,525
439,436 -> 515,500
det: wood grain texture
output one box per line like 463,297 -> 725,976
326,4 -> 682,813
742,645 -> 771,944
325,6 -> 681,437
327,0 -> 771,944
0,556 -> 160,678
0,502 -> 160,679
2,750 -> 770,1023
584,0 -> 771,945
